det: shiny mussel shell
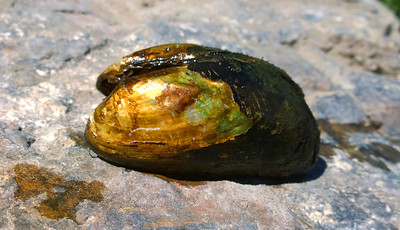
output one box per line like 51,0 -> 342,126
85,44 -> 320,180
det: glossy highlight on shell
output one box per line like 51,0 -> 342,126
85,43 -> 320,180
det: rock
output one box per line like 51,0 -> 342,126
312,93 -> 366,124
351,72 -> 400,140
0,0 -> 400,229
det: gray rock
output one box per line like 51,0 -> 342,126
0,0 -> 400,229
351,72 -> 400,140
312,93 -> 366,124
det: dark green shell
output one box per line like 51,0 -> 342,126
86,43 -> 320,180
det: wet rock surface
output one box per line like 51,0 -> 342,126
0,0 -> 399,229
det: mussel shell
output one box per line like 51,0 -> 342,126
86,44 -> 319,180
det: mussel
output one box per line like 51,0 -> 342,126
85,44 -> 319,180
